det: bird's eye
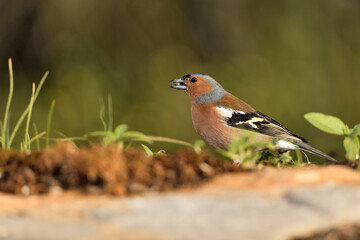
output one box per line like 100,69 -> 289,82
190,77 -> 197,83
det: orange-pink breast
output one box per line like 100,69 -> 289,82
190,103 -> 242,149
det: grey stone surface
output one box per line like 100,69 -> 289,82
1,183 -> 360,240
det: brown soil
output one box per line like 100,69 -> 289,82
0,143 -> 241,196
1,165 -> 359,214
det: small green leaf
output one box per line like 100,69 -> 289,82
114,124 -> 128,138
343,136 -> 360,161
103,132 -> 116,145
156,150 -> 166,155
141,144 -> 153,156
304,112 -> 345,135
351,123 -> 360,136
193,140 -> 205,154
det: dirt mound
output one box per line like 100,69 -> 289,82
0,143 -> 241,195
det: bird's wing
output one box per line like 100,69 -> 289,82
216,106 -> 307,142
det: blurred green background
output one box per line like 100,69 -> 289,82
1,0 -> 359,157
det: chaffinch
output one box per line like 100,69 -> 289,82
170,73 -> 336,162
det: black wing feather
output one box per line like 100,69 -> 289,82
223,109 -> 338,161
226,111 -> 307,143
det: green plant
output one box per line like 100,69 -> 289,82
43,95 -> 203,152
0,58 -> 49,150
85,124 -> 153,148
217,131 -> 304,168
0,62 -> 206,152
32,123 -> 46,150
85,95 -> 205,151
141,144 -> 166,156
217,132 -> 270,168
140,140 -> 204,157
21,83 -> 36,151
1,59 -> 14,148
192,139 -> 205,154
84,96 -> 152,148
305,112 -> 360,161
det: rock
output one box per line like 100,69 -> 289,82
0,166 -> 360,240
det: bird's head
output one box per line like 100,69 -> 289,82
170,73 -> 226,104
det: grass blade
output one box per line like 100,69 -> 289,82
30,130 -> 46,146
8,71 -> 48,147
108,94 -> 113,132
46,133 -> 87,142
46,100 -> 56,148
146,135 -> 193,148
141,144 -> 154,156
2,58 -> 14,148
33,123 -> 41,150
99,98 -> 107,131
55,131 -> 84,148
24,83 -> 36,151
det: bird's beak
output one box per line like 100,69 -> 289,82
170,78 -> 187,90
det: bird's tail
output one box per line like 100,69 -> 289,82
294,140 -> 337,162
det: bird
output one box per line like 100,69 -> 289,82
170,73 -> 337,162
